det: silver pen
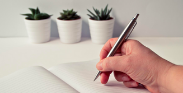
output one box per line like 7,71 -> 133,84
94,14 -> 139,81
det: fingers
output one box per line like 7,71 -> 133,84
100,71 -> 139,88
113,71 -> 138,87
114,71 -> 131,82
100,71 -> 112,84
97,55 -> 131,73
123,80 -> 139,88
100,38 -> 121,60
100,38 -> 141,60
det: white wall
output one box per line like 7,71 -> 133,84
0,0 -> 183,37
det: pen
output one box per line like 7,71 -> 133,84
94,14 -> 139,81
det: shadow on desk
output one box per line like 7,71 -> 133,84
49,37 -> 91,44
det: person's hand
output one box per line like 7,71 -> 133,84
96,38 -> 175,93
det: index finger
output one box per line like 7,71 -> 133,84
100,38 -> 121,60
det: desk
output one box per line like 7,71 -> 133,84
0,37 -> 183,78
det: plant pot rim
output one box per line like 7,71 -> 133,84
88,17 -> 114,21
24,17 -> 51,21
57,17 -> 81,21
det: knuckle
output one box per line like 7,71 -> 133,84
128,40 -> 140,45
106,38 -> 113,45
108,38 -> 114,42
108,38 -> 118,43
125,40 -> 143,51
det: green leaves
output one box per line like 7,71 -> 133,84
22,6 -> 112,21
21,13 -> 34,20
29,8 -> 35,15
104,4 -> 108,15
35,7 -> 40,14
87,4 -> 112,20
21,7 -> 52,20
34,14 -> 40,20
58,9 -> 80,20
93,7 -> 100,18
87,9 -> 97,18
106,8 -> 112,17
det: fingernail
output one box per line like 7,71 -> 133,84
131,82 -> 138,87
122,76 -> 130,81
98,62 -> 103,70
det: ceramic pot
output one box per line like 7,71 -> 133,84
24,18 -> 51,43
88,18 -> 114,44
57,18 -> 82,43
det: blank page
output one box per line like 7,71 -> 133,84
0,66 -> 78,93
49,59 -> 150,93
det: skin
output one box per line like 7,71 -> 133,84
96,38 -> 183,93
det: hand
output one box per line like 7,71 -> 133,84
96,38 -> 174,93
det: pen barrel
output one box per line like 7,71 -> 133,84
106,19 -> 137,57
94,14 -> 139,81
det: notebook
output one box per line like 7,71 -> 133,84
0,59 -> 150,93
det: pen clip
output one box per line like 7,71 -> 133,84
125,21 -> 137,40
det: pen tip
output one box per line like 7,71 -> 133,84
94,77 -> 97,81
94,71 -> 101,81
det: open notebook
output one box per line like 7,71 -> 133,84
0,59 -> 150,93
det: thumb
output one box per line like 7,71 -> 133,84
96,55 -> 130,73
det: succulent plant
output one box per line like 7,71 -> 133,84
58,9 -> 80,20
21,7 -> 52,20
87,4 -> 112,20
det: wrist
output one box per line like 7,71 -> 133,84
162,65 -> 183,93
156,59 -> 175,93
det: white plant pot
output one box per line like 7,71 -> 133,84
57,18 -> 82,43
24,18 -> 51,43
88,18 -> 114,44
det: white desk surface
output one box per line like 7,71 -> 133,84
0,37 -> 183,78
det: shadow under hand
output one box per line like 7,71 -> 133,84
105,81 -> 146,89
105,81 -> 125,88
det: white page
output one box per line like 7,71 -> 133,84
49,59 -> 150,93
0,66 -> 78,93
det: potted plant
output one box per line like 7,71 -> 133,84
57,9 -> 82,43
87,5 -> 114,44
21,7 -> 52,43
